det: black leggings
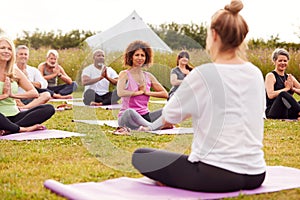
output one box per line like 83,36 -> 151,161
83,89 -> 120,105
48,81 -> 78,96
132,148 -> 266,193
267,91 -> 300,119
0,104 -> 55,133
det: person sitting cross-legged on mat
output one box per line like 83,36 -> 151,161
116,40 -> 169,133
14,45 -> 52,110
81,49 -> 119,106
168,50 -> 193,100
265,48 -> 300,120
0,36 -> 55,135
132,0 -> 267,193
38,49 -> 78,99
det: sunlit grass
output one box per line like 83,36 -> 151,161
1,97 -> 300,199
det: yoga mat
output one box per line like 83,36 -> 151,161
72,120 -> 192,134
49,98 -> 83,102
44,166 -> 300,200
149,127 -> 193,134
0,129 -> 85,141
149,100 -> 167,104
72,102 -> 121,110
72,119 -> 119,128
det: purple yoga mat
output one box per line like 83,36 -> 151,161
72,102 -> 121,110
0,129 -> 85,141
44,166 -> 300,200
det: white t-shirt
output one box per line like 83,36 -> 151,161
163,62 -> 266,175
15,65 -> 48,94
81,64 -> 118,96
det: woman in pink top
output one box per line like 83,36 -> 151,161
117,40 -> 168,131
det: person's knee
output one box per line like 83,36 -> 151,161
40,92 -> 51,102
72,81 -> 78,91
42,104 -> 55,116
83,89 -> 96,105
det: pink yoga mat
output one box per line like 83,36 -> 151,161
44,166 -> 300,200
0,129 -> 85,141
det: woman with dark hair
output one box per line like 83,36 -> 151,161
168,50 -> 193,100
116,40 -> 168,134
265,48 -> 300,120
132,0 -> 266,192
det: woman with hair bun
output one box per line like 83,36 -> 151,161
132,0 -> 266,192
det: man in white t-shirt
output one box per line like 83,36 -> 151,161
81,49 -> 119,106
15,45 -> 52,109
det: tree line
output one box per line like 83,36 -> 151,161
2,23 -> 299,50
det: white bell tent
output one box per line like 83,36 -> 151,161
85,11 -> 172,53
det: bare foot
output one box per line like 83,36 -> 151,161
90,101 -> 103,106
138,126 -> 150,132
19,124 -> 46,132
53,94 -> 73,99
18,107 -> 29,111
0,130 -> 10,136
113,127 -> 131,135
155,181 -> 166,187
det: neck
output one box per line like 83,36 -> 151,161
129,66 -> 142,73
178,64 -> 186,69
275,69 -> 285,76
17,63 -> 27,70
213,51 -> 244,64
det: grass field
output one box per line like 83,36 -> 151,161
1,91 -> 300,200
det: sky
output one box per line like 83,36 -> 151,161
1,0 -> 299,43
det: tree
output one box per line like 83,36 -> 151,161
14,29 -> 94,49
150,22 -> 207,50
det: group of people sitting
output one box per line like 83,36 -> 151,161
1,38 -> 300,134
0,38 -> 78,135
1,0 -> 300,193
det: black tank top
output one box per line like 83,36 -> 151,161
265,71 -> 291,113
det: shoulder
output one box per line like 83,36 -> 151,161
37,62 -> 46,68
265,71 -> 275,79
83,64 -> 93,71
27,65 -> 38,72
144,72 -> 158,82
118,70 -> 128,79
107,66 -> 118,74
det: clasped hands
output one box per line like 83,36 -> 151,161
136,83 -> 148,96
284,74 -> 294,91
2,77 -> 13,99
99,66 -> 107,80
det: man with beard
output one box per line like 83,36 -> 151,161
38,49 -> 77,99
81,49 -> 119,106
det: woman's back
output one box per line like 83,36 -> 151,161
164,62 -> 266,174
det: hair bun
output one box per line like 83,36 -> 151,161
224,0 -> 243,15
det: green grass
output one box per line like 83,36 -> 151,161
1,94 -> 300,199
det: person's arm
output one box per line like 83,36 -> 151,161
117,70 -> 143,97
57,65 -> 73,85
31,67 -> 48,89
81,74 -> 104,86
38,63 -> 59,81
162,70 -> 198,125
104,67 -> 118,85
81,68 -> 104,86
291,74 -> 300,95
145,73 -> 168,99
10,68 -> 39,99
265,72 -> 291,99
170,73 -> 183,86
